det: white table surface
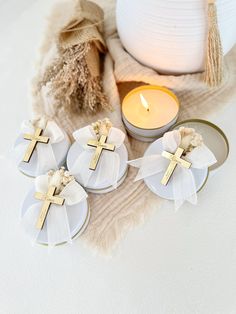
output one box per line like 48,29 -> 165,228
0,1 -> 236,313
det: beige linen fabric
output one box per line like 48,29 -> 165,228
31,0 -> 236,253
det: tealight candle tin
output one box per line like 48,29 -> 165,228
122,85 -> 180,142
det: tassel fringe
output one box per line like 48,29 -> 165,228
204,0 -> 223,87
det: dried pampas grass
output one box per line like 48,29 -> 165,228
43,42 -> 110,113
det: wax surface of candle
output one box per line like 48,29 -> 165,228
122,86 -> 179,129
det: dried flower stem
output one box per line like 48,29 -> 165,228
48,167 -> 74,194
91,118 -> 112,138
41,42 -> 111,114
179,127 -> 203,155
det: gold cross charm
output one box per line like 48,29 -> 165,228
87,135 -> 115,171
35,186 -> 65,230
23,128 -> 49,163
161,147 -> 192,186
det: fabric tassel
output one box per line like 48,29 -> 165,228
204,0 -> 223,87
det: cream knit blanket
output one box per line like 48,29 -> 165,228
32,0 -> 236,253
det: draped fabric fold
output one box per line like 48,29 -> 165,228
128,130 -> 217,210
71,126 -> 125,188
14,120 -> 65,174
21,175 -> 87,246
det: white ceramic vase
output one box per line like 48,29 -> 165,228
116,0 -> 236,75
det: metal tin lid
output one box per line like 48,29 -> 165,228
21,187 -> 90,247
171,119 -> 229,171
85,169 -> 128,194
39,206 -> 91,247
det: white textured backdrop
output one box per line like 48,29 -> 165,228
0,1 -> 236,313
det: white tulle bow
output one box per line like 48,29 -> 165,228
14,120 -> 65,174
22,175 -> 87,246
128,130 -> 217,210
71,126 -> 125,188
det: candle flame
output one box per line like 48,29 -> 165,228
140,93 -> 149,111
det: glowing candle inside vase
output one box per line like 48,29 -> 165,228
122,85 -> 180,142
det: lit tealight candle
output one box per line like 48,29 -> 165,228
122,85 -> 180,142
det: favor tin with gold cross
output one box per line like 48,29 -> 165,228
67,127 -> 128,194
21,179 -> 90,246
141,137 -> 208,200
14,122 -> 71,178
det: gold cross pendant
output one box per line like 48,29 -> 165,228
161,147 -> 192,186
35,186 -> 65,230
87,135 -> 115,171
23,128 -> 50,163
